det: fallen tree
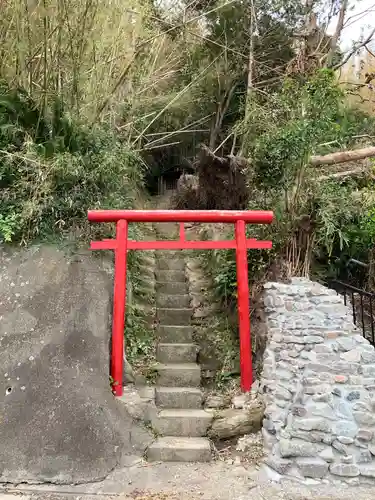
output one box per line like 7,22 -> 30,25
310,146 -> 375,166
174,144 -> 375,210
174,145 -> 249,210
318,166 -> 371,181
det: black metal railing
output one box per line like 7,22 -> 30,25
329,280 -> 375,346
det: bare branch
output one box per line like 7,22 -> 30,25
318,166 -> 369,180
145,114 -> 215,147
132,54 -> 224,145
141,141 -> 181,151
352,135 -> 375,140
344,5 -> 375,28
125,3 -> 248,61
94,47 -> 143,121
213,132 -> 234,154
144,129 -> 209,137
333,28 -> 375,70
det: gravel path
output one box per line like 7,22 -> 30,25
3,460 -> 375,500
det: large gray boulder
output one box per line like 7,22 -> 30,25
208,398 -> 264,439
0,245 -> 152,484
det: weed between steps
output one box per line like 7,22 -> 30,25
183,242 -> 241,394
125,221 -> 158,382
127,218 -> 242,396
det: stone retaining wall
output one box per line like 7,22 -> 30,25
0,245 -> 153,484
261,278 -> 375,483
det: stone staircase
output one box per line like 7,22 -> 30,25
147,247 -> 212,462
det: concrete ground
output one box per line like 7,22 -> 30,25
2,460 -> 375,500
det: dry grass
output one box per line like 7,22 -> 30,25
0,0 -> 186,131
0,0 -> 240,153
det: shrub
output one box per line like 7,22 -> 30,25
0,85 -> 144,243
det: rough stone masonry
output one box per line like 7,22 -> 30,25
261,278 -> 375,483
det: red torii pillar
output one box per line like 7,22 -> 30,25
88,210 -> 273,396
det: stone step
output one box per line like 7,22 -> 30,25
157,258 -> 185,271
147,436 -> 211,462
156,293 -> 190,308
155,223 -> 179,238
156,363 -> 201,387
157,343 -> 197,363
152,409 -> 213,437
158,325 -> 193,343
156,281 -> 189,295
155,270 -> 186,283
156,251 -> 186,259
138,266 -> 155,279
140,255 -> 156,267
157,308 -> 192,325
156,387 -> 203,409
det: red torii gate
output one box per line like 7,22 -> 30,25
88,209 -> 273,396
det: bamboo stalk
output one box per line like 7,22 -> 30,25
132,54 -> 224,146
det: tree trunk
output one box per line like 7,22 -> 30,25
310,146 -> 375,166
244,1 -> 255,121
325,0 -> 348,67
209,84 -> 236,150
240,0 -> 256,155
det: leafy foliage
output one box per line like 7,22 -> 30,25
0,213 -> 19,242
0,81 -> 154,373
200,71 -> 375,303
250,70 -> 344,187
313,182 -> 375,286
0,84 -> 144,243
2,0 -> 375,380
125,304 -> 155,369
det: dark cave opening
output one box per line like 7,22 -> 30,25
145,165 -> 195,195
